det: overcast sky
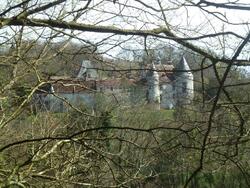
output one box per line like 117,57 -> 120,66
1,0 -> 250,60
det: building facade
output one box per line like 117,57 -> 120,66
33,57 -> 194,112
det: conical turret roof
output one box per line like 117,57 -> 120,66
175,57 -> 191,76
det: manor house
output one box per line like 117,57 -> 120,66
33,57 -> 194,112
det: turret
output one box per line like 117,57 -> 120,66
174,57 -> 194,105
146,63 -> 161,109
77,60 -> 98,80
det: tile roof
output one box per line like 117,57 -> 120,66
52,80 -> 96,93
96,79 -> 136,88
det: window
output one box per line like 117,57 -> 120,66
173,84 -> 175,91
59,101 -> 64,112
182,82 -> 187,93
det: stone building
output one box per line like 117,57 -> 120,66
142,56 -> 194,109
33,56 -> 194,112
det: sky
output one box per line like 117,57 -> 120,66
1,0 -> 250,61
80,0 -> 250,60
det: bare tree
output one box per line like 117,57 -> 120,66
1,0 -> 250,187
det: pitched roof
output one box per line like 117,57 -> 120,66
96,79 -> 136,88
47,78 -> 96,94
52,80 -> 96,93
144,64 -> 174,72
